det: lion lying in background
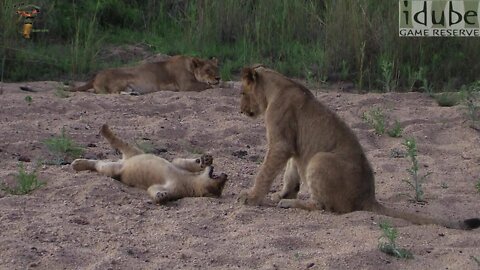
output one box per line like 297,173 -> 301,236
72,124 -> 228,203
237,65 -> 480,230
70,55 -> 220,95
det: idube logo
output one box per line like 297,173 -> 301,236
399,0 -> 480,37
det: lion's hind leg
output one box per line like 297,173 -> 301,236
271,158 -> 301,202
100,124 -> 143,159
172,154 -> 213,173
72,159 -> 123,178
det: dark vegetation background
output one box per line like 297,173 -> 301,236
0,0 -> 479,92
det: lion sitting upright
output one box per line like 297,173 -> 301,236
72,124 -> 228,203
70,55 -> 220,95
237,64 -> 480,230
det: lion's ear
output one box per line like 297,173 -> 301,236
242,67 -> 257,84
210,57 -> 218,65
191,57 -> 202,69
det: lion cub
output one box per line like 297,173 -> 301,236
238,65 -> 480,230
72,124 -> 228,203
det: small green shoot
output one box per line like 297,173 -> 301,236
387,121 -> 403,138
44,128 -> 84,164
471,256 -> 480,267
475,179 -> 480,194
339,60 -> 349,81
363,108 -> 386,135
462,82 -> 480,130
379,57 -> 397,92
440,182 -> 448,189
135,140 -> 155,154
378,220 -> 413,259
403,138 -> 431,203
54,85 -> 70,98
25,95 -> 33,103
0,163 -> 44,195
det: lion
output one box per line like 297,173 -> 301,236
72,124 -> 228,203
70,55 -> 220,95
237,65 -> 480,230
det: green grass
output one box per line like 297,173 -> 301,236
387,121 -> 403,138
403,138 -> 431,203
472,255 -> 480,267
434,92 -> 461,107
2,1 -> 480,91
475,180 -> 480,194
24,95 -> 32,103
363,108 -> 386,135
378,220 -> 413,259
44,128 -> 84,164
462,81 -> 480,130
54,84 -> 70,98
1,163 -> 44,195
135,140 -> 155,154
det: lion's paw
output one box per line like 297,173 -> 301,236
237,190 -> 261,206
154,191 -> 170,204
270,192 -> 284,203
277,199 -> 295,209
72,159 -> 94,171
199,154 -> 213,168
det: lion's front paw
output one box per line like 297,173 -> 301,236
237,190 -> 261,206
154,191 -> 170,204
277,199 -> 293,209
277,199 -> 295,209
270,192 -> 284,203
199,154 -> 213,168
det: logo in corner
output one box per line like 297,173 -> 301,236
399,0 -> 480,37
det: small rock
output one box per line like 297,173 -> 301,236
307,262 -> 315,268
18,156 -> 31,162
153,148 -> 168,155
232,150 -> 248,159
69,217 -> 90,225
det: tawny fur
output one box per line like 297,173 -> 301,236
72,124 -> 228,203
237,65 -> 480,230
70,55 -> 220,94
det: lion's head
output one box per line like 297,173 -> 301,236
240,65 -> 268,118
203,166 -> 228,197
191,57 -> 220,86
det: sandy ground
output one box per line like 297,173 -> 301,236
0,81 -> 479,270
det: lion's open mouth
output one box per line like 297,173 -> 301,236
212,172 -> 228,181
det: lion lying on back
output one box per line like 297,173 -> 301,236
70,55 -> 220,95
237,64 -> 480,230
72,124 -> 228,203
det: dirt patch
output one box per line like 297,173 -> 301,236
0,81 -> 479,269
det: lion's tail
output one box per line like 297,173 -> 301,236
100,124 -> 143,159
70,78 -> 94,92
365,200 -> 480,230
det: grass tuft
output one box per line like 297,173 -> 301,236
363,108 -> 386,135
44,128 -> 84,164
402,138 -> 430,203
1,163 -> 44,195
434,92 -> 461,107
378,220 -> 413,259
